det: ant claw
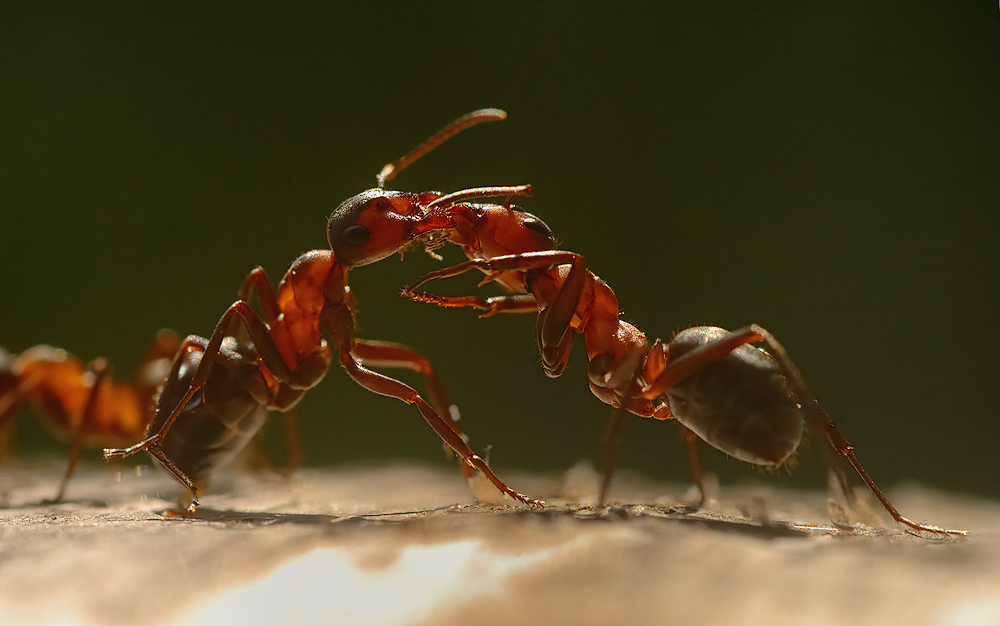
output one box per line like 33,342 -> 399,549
507,491 -> 545,507
901,522 -> 967,539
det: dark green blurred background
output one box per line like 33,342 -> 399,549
2,4 -> 998,499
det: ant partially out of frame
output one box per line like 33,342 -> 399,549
396,111 -> 965,537
0,331 -> 180,502
103,110 -> 543,513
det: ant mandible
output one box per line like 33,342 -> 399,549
104,110 -> 542,513
0,331 -> 180,502
400,118 -> 965,536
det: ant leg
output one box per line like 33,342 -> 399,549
106,299 -> 324,510
337,348 -> 543,507
748,326 -> 965,536
597,403 -> 629,509
643,325 -> 965,536
104,338 -> 206,509
47,358 -> 110,504
353,340 -> 461,435
403,251 -> 582,300
0,371 -> 41,433
352,340 -> 458,425
407,250 -> 588,376
404,291 -> 539,318
678,425 -> 707,509
238,267 -> 281,321
104,338 -> 209,460
239,268 -> 313,472
594,346 -> 649,508
535,256 -> 588,377
104,304 -> 308,441
353,339 -> 473,478
145,446 -> 204,515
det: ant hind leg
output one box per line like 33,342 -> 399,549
46,358 -> 111,504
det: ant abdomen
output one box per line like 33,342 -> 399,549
663,326 -> 803,466
150,337 -> 271,489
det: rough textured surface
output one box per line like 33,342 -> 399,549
0,462 -> 996,626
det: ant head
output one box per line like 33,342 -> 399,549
329,110 -> 509,267
327,188 -> 424,267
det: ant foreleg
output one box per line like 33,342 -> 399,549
353,339 -> 470,474
535,255 -> 587,377
403,251 -> 583,298
405,251 -> 588,377
336,348 -> 543,507
403,292 -> 539,318
238,267 -> 283,326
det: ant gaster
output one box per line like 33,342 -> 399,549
103,110 -> 542,513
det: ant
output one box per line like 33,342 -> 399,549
0,330 -> 180,503
399,119 -> 965,536
103,109 -> 542,514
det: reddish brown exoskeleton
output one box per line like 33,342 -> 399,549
400,116 -> 965,537
0,331 -> 180,502
104,110 -> 542,513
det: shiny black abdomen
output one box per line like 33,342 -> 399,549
663,326 -> 803,466
147,337 -> 270,488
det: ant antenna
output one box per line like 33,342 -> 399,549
377,108 -> 507,189
426,185 -> 533,211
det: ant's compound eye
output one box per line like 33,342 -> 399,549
342,224 -> 371,246
521,214 -> 554,242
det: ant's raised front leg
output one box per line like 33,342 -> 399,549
403,250 -> 586,377
401,292 -> 539,318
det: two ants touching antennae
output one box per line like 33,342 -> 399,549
0,107 -> 951,536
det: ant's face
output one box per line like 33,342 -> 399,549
327,189 -> 426,267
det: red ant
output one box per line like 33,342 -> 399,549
399,123 -> 965,536
103,110 -> 542,513
0,331 -> 180,502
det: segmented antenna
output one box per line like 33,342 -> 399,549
377,109 -> 507,189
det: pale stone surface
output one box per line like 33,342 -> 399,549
0,463 -> 996,626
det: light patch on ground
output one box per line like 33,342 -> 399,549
174,539 -> 572,626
